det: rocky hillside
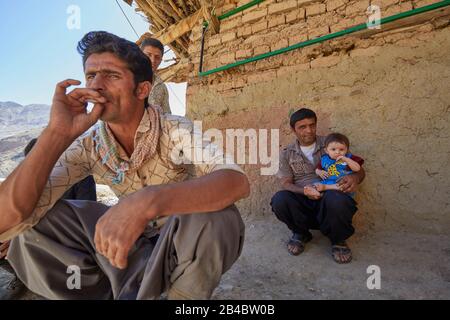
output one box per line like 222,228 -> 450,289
0,101 -> 50,139
0,127 -> 44,178
0,101 -> 50,178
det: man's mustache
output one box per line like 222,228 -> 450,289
85,91 -> 112,104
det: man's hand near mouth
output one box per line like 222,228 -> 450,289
48,79 -> 106,140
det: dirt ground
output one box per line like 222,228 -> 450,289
1,213 -> 449,300
212,216 -> 450,299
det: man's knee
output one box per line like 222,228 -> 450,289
13,199 -> 108,255
270,190 -> 296,214
322,191 -> 355,211
321,191 -> 357,225
177,205 -> 245,263
36,199 -> 106,229
13,200 -> 72,239
200,206 -> 244,259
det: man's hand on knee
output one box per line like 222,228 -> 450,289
94,193 -> 151,269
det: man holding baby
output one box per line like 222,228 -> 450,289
271,108 -> 365,264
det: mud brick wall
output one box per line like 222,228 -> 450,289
184,0 -> 450,234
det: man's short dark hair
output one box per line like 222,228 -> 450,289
24,138 -> 38,156
140,38 -> 164,55
77,31 -> 153,107
290,108 -> 317,128
325,133 -> 350,149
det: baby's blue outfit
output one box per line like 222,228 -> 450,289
320,153 -> 354,185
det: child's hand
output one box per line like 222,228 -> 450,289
336,155 -> 348,162
316,169 -> 329,180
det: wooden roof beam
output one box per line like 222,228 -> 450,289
177,0 -> 190,17
136,9 -> 202,45
200,0 -> 219,34
158,57 -> 190,83
168,0 -> 184,20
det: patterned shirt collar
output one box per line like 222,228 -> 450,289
101,108 -> 153,161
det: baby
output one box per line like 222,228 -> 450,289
314,133 -> 364,194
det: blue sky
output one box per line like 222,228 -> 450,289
0,0 -> 186,115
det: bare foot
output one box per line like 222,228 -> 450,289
305,185 -> 322,198
314,183 -> 326,192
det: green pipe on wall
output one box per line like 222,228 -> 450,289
199,0 -> 450,77
218,0 -> 267,20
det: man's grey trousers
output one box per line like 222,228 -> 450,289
7,199 -> 245,300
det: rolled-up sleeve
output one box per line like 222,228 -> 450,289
0,138 -> 92,241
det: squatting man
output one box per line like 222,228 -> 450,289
0,31 -> 249,300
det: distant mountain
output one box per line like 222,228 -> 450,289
0,101 -> 49,176
0,101 -> 50,139
0,127 -> 44,178
0,101 -> 50,126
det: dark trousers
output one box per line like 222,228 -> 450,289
8,200 -> 245,300
270,190 -> 358,244
62,175 -> 97,201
